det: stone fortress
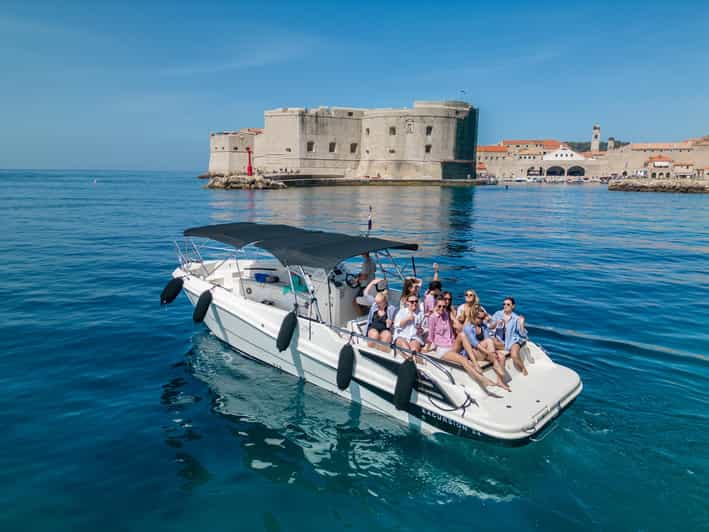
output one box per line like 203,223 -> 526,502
476,125 -> 709,180
208,101 -> 479,181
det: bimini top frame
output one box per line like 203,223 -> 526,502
184,222 -> 418,271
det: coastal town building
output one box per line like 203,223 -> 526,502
476,125 -> 709,180
208,101 -> 479,180
591,124 -> 601,153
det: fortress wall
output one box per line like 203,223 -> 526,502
212,101 -> 478,179
481,143 -> 709,179
208,131 -> 255,175
355,159 -> 442,180
603,145 -> 709,175
356,101 -> 476,179
254,108 -> 363,176
253,110 -> 304,172
298,108 -> 362,175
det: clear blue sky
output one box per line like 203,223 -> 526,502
1,0 -> 708,171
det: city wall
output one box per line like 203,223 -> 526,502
208,101 -> 479,181
478,139 -> 709,179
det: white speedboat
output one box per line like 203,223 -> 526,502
162,223 -> 582,443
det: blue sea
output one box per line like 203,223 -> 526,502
1,170 -> 707,531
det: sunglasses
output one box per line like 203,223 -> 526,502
465,293 -> 474,297
435,304 -> 446,309
407,299 -> 419,304
504,302 -> 512,307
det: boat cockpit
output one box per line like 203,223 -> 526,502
176,240 -> 404,330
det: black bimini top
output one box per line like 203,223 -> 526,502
184,222 -> 418,270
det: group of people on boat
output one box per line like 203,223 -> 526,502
356,259 -> 528,392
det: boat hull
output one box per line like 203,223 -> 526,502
179,271 -> 582,443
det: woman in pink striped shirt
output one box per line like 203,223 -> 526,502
423,296 -> 497,390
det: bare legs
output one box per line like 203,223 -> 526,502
367,328 -> 392,352
476,338 -> 511,391
451,332 -> 476,360
440,351 -> 497,389
438,333 -> 507,391
395,337 -> 423,363
493,337 -> 527,377
510,343 -> 527,375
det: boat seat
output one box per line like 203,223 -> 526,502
348,316 -> 512,371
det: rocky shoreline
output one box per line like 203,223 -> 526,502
608,179 -> 709,193
203,174 -> 287,190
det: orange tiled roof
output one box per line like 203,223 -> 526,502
477,145 -> 508,153
647,154 -> 673,162
673,161 -> 694,166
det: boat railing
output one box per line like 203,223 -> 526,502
328,323 -> 456,384
174,239 -> 274,278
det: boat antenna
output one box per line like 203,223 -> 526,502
366,205 -> 373,236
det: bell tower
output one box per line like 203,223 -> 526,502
591,124 -> 601,152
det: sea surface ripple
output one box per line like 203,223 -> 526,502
0,170 -> 707,531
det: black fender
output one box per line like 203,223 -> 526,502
276,311 -> 298,352
393,359 -> 417,410
336,344 -> 355,390
192,290 -> 213,323
160,278 -> 183,304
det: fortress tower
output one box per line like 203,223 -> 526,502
608,136 -> 615,151
591,124 -> 601,152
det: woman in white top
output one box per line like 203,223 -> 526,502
393,295 -> 425,355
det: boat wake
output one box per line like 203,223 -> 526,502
531,324 -> 708,363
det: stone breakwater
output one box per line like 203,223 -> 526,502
609,179 -> 709,193
205,174 -> 286,190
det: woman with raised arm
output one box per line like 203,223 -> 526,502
398,276 -> 423,311
393,294 -> 425,357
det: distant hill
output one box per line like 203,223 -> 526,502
565,140 -> 630,152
